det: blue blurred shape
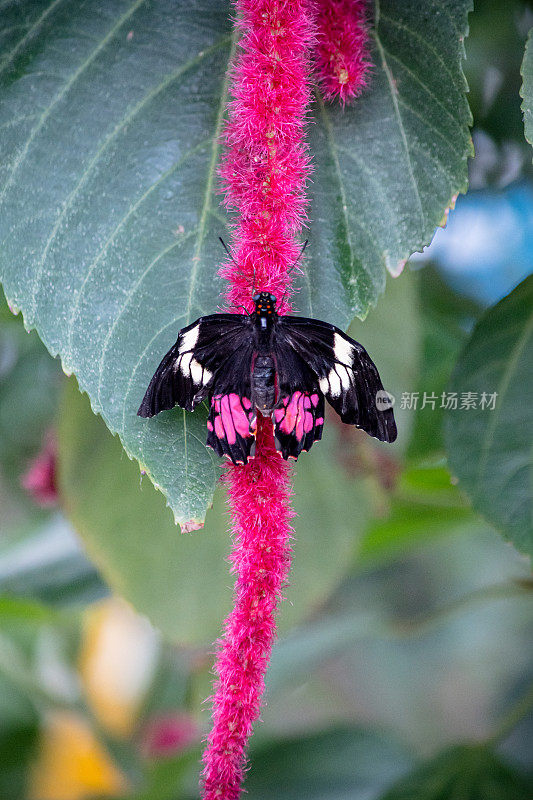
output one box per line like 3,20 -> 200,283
412,182 -> 533,305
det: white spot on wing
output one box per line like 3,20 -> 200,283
328,369 -> 341,397
190,358 -> 211,386
179,352 -> 193,374
179,324 -> 199,354
319,376 -> 329,394
338,364 -> 352,391
334,332 -> 354,365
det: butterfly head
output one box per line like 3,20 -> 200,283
252,291 -> 277,318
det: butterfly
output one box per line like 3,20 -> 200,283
138,292 -> 397,464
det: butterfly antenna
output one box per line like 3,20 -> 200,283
288,239 -> 309,276
219,237 -> 240,268
278,239 -> 309,311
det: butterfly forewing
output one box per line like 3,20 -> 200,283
137,314 -> 251,417
277,316 -> 397,443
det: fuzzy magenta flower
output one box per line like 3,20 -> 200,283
202,417 -> 294,799
141,713 -> 198,759
219,0 -> 313,315
201,1 -> 313,797
201,0 -> 373,796
313,0 -> 371,104
21,431 -> 58,507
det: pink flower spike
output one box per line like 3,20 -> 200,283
201,417 -> 294,800
313,0 -> 371,105
218,0 -> 313,315
201,0 -> 313,797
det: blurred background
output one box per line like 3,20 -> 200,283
1,0 -> 533,797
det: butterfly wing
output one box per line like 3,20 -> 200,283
206,342 -> 257,465
270,338 -> 325,459
137,314 -> 251,417
276,316 -> 397,443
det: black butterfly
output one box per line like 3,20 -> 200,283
138,292 -> 397,464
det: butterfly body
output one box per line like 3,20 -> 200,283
248,292 -> 279,414
138,292 -> 397,465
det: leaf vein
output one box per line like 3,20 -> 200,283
97,226 -> 199,407
373,0 -> 426,234
0,0 -> 66,78
0,0 -> 147,206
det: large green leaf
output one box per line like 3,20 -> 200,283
407,267 -> 481,461
58,379 -> 369,643
521,27 -> 533,149
380,744 -> 533,800
445,276 -> 533,559
0,0 -> 472,524
0,515 -> 107,608
356,466 -> 483,568
301,0 -> 473,320
246,727 -> 413,800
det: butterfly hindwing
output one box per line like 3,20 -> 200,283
273,390 -> 325,459
205,342 -> 257,465
277,316 -> 397,443
138,314 -> 251,417
269,337 -> 325,459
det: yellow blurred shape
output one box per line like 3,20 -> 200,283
79,598 -> 159,738
28,711 -> 127,800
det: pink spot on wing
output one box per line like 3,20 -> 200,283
276,394 -> 323,440
214,415 -> 225,440
303,411 -> 314,433
229,394 -> 253,438
242,397 -> 252,409
281,394 -> 300,434
220,395 -> 237,445
207,421 -> 214,431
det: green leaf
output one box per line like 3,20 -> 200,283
348,269 -> 420,452
58,379 -> 369,643
445,276 -> 533,559
0,724 -> 39,800
0,0 -> 236,528
246,727 -> 413,800
407,266 -> 481,461
521,27 -> 533,149
0,515 -> 107,608
301,0 -> 473,321
380,744 -> 533,800
356,466 -> 482,568
0,0 -> 473,524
